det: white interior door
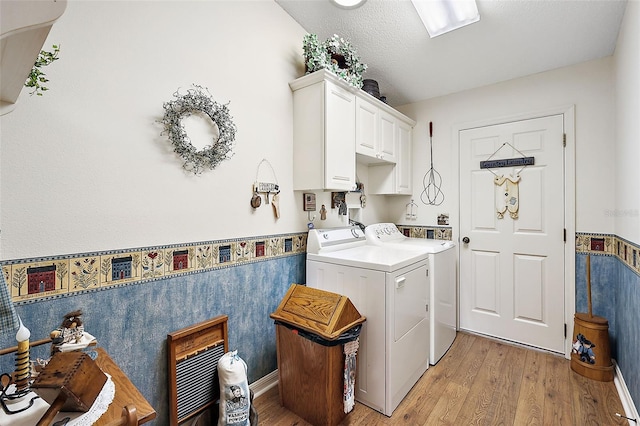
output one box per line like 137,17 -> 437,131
459,115 -> 565,353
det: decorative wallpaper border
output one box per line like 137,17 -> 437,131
2,232 -> 308,305
396,225 -> 453,241
6,229 -> 634,305
576,232 -> 640,276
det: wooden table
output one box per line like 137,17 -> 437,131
0,347 -> 155,425
92,347 -> 156,425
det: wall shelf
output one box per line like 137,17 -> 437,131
0,0 -> 67,115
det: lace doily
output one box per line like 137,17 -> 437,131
0,373 -> 115,426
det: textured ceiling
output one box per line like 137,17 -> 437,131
276,0 -> 628,107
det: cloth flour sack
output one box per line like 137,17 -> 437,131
217,350 -> 250,426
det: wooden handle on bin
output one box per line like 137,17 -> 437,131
586,254 -> 593,318
37,392 -> 67,426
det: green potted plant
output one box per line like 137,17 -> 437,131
302,33 -> 367,88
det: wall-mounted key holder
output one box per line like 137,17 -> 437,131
256,181 -> 279,203
253,159 -> 281,218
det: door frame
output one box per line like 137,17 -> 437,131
453,105 -> 576,359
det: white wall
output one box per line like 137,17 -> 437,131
297,162 -> 392,230
615,0 -> 640,244
394,57 -> 616,240
1,1 -> 629,262
0,1 -> 311,259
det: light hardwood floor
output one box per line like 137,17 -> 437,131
252,331 -> 627,425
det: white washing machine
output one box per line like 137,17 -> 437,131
306,226 -> 430,417
365,223 -> 457,365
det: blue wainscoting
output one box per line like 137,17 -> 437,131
575,252 -> 640,414
615,260 -> 640,412
0,253 -> 306,425
575,254 -> 619,353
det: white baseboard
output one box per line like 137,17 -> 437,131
613,359 -> 639,425
249,369 -> 278,399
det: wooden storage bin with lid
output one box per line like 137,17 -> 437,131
570,255 -> 614,382
570,313 -> 614,381
270,284 -> 366,426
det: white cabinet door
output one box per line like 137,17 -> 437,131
356,98 -> 397,164
291,73 -> 356,191
324,81 -> 356,190
368,120 -> 412,195
395,120 -> 412,194
355,97 -> 378,159
379,110 -> 397,163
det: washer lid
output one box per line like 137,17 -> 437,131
366,223 -> 455,253
307,244 -> 427,272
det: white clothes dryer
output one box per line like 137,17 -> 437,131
306,226 -> 430,417
365,223 -> 457,365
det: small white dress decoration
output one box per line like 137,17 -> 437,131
495,174 -> 521,219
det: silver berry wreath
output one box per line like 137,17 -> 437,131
160,85 -> 236,174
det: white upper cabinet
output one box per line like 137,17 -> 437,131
369,121 -> 413,195
355,97 -> 398,164
0,0 -> 67,115
290,71 -> 357,191
290,70 -> 415,193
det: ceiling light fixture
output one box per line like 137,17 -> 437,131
330,0 -> 367,10
411,0 -> 480,38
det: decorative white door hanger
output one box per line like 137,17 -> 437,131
479,142 -> 535,220
494,174 -> 520,219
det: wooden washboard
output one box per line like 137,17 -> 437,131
167,315 -> 228,426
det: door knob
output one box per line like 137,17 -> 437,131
462,237 -> 470,244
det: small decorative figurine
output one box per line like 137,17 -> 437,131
50,310 -> 95,354
59,310 -> 85,344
